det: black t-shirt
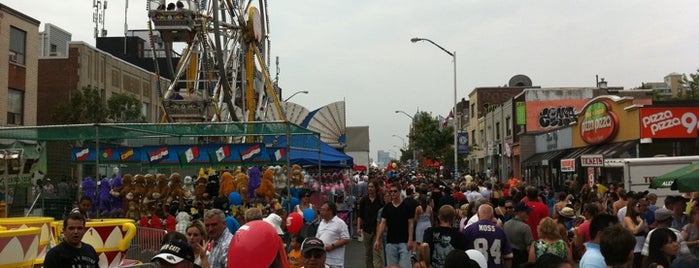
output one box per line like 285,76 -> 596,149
358,195 -> 384,232
404,197 -> 420,216
424,226 -> 468,268
381,201 -> 413,243
44,242 -> 99,268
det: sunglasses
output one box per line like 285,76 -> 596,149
303,251 -> 325,259
390,190 -> 399,193
505,207 -> 514,209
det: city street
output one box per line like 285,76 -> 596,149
343,238 -> 366,267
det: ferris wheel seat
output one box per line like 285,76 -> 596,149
149,10 -> 197,42
163,99 -> 209,121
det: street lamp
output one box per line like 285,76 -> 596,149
411,37 -> 459,178
392,135 -> 406,149
283,90 -> 309,102
394,110 -> 414,120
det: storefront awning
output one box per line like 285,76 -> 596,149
522,149 -> 571,167
560,140 -> 638,160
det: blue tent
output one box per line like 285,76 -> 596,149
265,135 -> 353,168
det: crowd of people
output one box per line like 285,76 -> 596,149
46,168 -> 699,268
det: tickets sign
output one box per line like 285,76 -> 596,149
580,154 -> 604,167
640,107 -> 699,139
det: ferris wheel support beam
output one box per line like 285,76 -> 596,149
252,45 -> 286,122
212,0 -> 237,121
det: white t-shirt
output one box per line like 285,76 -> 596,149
316,216 -> 350,266
640,226 -> 690,256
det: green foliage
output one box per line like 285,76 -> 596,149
408,111 -> 454,166
50,87 -> 145,124
682,69 -> 699,100
50,86 -> 107,124
107,93 -> 146,123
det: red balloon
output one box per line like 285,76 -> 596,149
286,212 -> 303,234
228,221 -> 283,268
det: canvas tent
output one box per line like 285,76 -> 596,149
265,135 -> 353,168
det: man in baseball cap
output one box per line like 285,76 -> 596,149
301,237 -> 328,268
151,240 -> 198,268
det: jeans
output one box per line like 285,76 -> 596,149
385,242 -> 410,268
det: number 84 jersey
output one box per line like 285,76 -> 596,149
462,219 -> 513,268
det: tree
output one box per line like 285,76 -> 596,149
107,92 -> 146,123
51,86 -> 108,124
408,111 -> 454,168
50,87 -> 145,124
682,68 -> 699,100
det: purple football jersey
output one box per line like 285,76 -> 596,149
462,219 -> 513,268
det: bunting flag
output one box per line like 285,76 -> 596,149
240,144 -> 261,161
149,147 -> 169,163
271,148 -> 286,161
101,148 -> 113,160
75,148 -> 90,161
215,145 -> 231,162
184,146 -> 200,163
438,115 -> 446,130
120,148 -> 135,161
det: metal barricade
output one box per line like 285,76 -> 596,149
125,226 -> 167,264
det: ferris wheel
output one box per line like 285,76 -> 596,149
146,0 -> 285,123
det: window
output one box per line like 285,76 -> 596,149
7,89 -> 24,125
10,27 -> 27,65
506,117 -> 512,136
471,130 -> 476,146
142,102 -> 150,119
496,122 -> 501,140
471,103 -> 475,118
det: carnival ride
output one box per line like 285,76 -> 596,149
146,0 -> 284,124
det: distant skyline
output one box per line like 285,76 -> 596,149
5,0 -> 699,160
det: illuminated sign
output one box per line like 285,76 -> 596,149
580,101 -> 619,145
640,107 -> 699,139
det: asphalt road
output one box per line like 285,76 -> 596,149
343,238 -> 367,267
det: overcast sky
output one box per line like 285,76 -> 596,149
6,0 -> 699,161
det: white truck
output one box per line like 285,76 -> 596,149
604,155 -> 699,204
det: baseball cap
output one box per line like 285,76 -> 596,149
465,249 -> 488,268
514,202 -> 532,213
655,208 -> 673,222
151,240 -> 195,264
263,213 -> 284,235
301,237 -> 325,254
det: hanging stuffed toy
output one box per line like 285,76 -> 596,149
109,175 -> 124,217
97,177 -> 112,217
194,170 -> 209,202
175,211 -> 191,234
183,176 -> 194,195
255,167 -> 274,201
235,171 -> 250,204
169,172 -> 190,203
218,171 -> 236,198
248,167 -> 261,199
81,176 -> 97,218
132,174 -> 147,218
155,173 -> 171,204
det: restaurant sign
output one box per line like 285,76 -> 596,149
640,107 -> 699,139
560,159 -> 576,172
580,101 -> 619,145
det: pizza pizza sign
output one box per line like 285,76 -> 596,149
580,101 -> 619,144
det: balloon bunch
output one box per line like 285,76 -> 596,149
285,207 -> 316,235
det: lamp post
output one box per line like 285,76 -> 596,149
411,37 -> 459,178
392,135 -> 406,149
395,110 -> 417,170
283,90 -> 309,102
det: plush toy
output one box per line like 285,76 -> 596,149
271,166 -> 287,190
81,176 -> 98,217
175,211 -> 192,234
255,167 -> 275,201
183,175 -> 194,195
97,177 -> 112,217
169,172 -> 190,203
290,165 -> 304,187
194,176 -> 209,202
109,175 -> 124,217
133,174 -> 147,218
235,171 -> 250,204
155,173 -> 171,203
206,173 -> 220,200
219,171 -> 236,198
248,166 -> 261,199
